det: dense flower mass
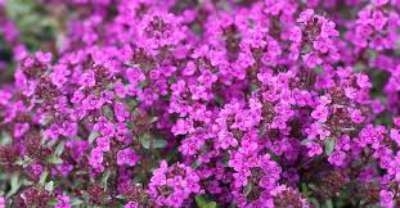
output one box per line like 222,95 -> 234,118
0,0 -> 400,207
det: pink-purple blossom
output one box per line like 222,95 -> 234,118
0,0 -> 400,207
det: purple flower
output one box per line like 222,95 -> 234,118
89,148 -> 104,173
148,161 -> 200,208
380,190 -> 394,208
79,70 -> 96,88
390,129 -> 400,146
328,150 -> 346,167
117,148 -> 139,167
124,201 -> 138,208
0,0 -> 399,207
114,102 -> 130,122
306,142 -> 323,157
349,108 -> 365,124
311,105 -> 329,123
55,194 -> 71,208
0,197 -> 5,208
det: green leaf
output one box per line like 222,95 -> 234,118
308,183 -> 318,192
153,139 -> 167,149
45,181 -> 54,192
39,170 -> 49,186
115,194 -> 126,200
322,199 -> 333,208
70,198 -> 83,206
308,197 -> 320,208
195,195 -> 217,208
22,179 -> 33,187
88,131 -> 100,144
300,183 -> 310,196
47,199 -> 58,206
214,96 -> 224,106
5,0 -> 58,51
101,170 -> 111,191
150,116 -> 159,123
102,105 -> 114,120
14,155 -> 33,168
301,139 -> 311,145
5,0 -> 36,19
250,83 -> 258,92
139,134 -> 168,149
127,99 -> 138,109
0,131 -> 12,145
191,160 -> 201,169
324,138 -> 336,156
140,134 -> 167,149
54,141 -> 65,156
6,174 -> 22,197
139,134 -> 151,149
47,155 -> 63,164
244,184 -> 252,196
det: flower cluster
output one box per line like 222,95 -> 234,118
0,0 -> 400,207
148,161 -> 201,207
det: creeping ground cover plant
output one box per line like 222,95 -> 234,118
0,0 -> 400,207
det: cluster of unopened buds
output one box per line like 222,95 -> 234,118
0,0 -> 400,207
